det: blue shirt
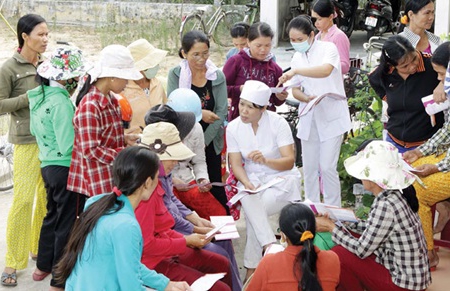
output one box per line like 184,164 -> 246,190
66,194 -> 169,291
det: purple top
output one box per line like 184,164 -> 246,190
316,24 -> 350,74
159,163 -> 194,235
423,42 -> 432,54
222,50 -> 284,121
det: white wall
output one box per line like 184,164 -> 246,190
260,0 -> 280,47
435,0 -> 450,38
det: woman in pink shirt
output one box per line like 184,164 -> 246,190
311,0 -> 350,74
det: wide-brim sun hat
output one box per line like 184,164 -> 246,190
240,80 -> 271,106
167,88 -> 202,122
127,39 -> 168,71
88,44 -> 142,83
344,140 -> 417,191
144,104 -> 196,140
37,46 -> 90,80
139,122 -> 195,161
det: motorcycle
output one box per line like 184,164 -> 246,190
333,0 -> 402,39
363,0 -> 398,40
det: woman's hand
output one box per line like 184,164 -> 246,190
193,225 -> 213,235
124,133 -> 140,146
275,90 -> 288,101
165,281 -> 192,291
278,69 -> 296,86
202,109 -> 220,124
433,82 -> 447,104
184,233 -> 211,248
402,149 -> 423,164
414,164 -> 439,178
197,178 -> 212,192
242,181 -> 256,191
248,150 -> 266,165
186,212 -> 215,228
315,214 -> 336,232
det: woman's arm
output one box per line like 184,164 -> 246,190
52,100 -> 75,157
166,67 -> 179,97
292,87 -> 316,102
189,125 -> 209,181
204,72 -> 228,146
222,56 -> 241,103
0,68 -> 29,113
334,33 -> 351,74
247,144 -> 295,172
229,152 -> 255,190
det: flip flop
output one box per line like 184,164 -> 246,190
1,271 -> 17,287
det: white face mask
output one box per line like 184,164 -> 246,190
290,35 -> 311,54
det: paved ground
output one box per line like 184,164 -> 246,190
1,31 -> 449,290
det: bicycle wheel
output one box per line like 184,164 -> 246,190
0,114 -> 13,192
180,14 -> 205,43
213,11 -> 243,47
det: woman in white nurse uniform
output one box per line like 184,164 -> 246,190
279,15 -> 351,207
226,80 -> 302,282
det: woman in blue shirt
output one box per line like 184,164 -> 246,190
53,146 -> 190,291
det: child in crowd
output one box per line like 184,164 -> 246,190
226,22 -> 249,61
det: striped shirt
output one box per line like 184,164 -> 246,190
332,190 -> 431,290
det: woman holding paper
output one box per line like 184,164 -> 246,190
368,35 -> 443,154
402,42 -> 450,270
316,140 -> 431,291
278,15 -> 351,207
227,80 -> 302,282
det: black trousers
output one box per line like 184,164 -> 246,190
205,143 -> 229,214
37,166 -> 86,287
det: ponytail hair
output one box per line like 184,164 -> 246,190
75,74 -> 92,106
54,146 -> 159,285
279,203 -> 322,291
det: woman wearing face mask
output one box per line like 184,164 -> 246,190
311,0 -> 350,74
0,14 -> 49,287
27,47 -> 89,290
279,16 -> 351,207
246,203 -> 340,291
223,22 -> 287,121
121,39 -> 168,134
67,45 -> 143,198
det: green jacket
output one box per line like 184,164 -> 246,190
0,52 -> 38,144
28,84 -> 75,168
167,66 -> 227,154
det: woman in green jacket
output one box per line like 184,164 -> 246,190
0,14 -> 48,287
167,30 -> 228,213
28,46 -> 89,290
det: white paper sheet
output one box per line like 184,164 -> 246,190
190,273 -> 226,291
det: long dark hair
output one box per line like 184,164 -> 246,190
54,146 -> 159,285
230,22 -> 250,38
178,30 -> 210,59
279,203 -> 322,291
17,14 -> 46,49
431,41 -> 450,68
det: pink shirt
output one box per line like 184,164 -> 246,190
316,24 -> 350,74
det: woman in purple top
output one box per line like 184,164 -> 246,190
223,22 -> 288,121
311,0 -> 350,74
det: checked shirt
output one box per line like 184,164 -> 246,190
67,86 -> 125,196
332,190 -> 431,290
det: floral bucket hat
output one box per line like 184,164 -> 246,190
37,46 -> 89,81
344,140 -> 420,191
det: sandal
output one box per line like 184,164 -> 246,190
1,271 -> 17,287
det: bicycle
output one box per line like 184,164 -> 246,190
242,0 -> 259,25
278,98 -> 302,167
0,113 -> 14,192
179,1 -> 243,47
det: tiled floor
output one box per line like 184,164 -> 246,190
428,241 -> 450,291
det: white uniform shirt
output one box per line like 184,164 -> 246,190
291,40 -> 352,141
227,111 -> 297,176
